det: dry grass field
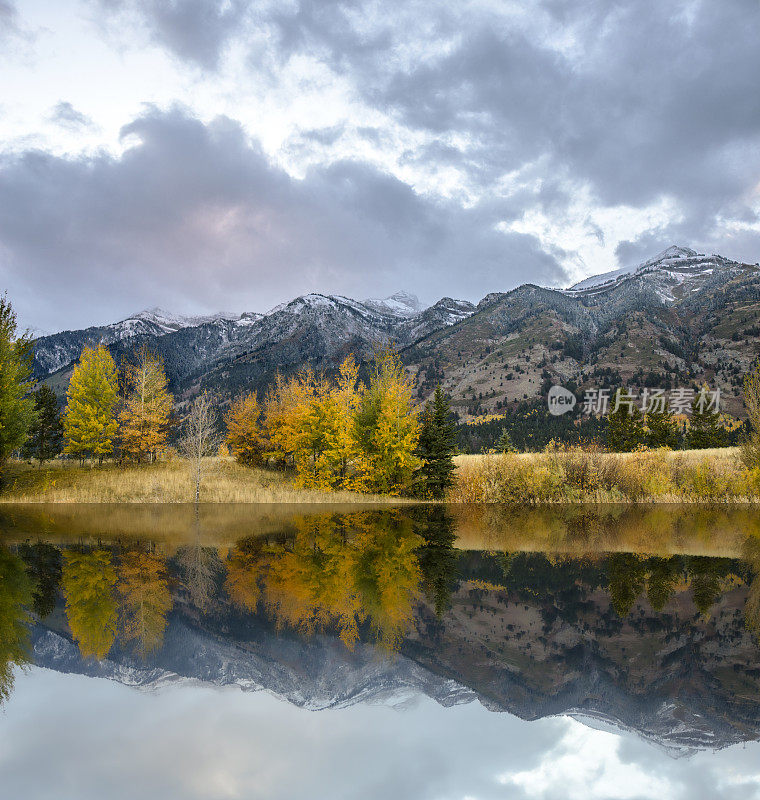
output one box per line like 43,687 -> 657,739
3,448 -> 758,504
450,447 -> 760,503
0,457 -> 402,504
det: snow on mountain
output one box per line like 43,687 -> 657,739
31,622 -> 475,713
564,246 -> 756,301
130,307 -> 254,332
364,291 -> 424,317
32,291 -> 474,380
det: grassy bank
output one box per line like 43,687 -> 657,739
4,448 -> 760,504
450,447 -> 760,503
0,457 -> 401,504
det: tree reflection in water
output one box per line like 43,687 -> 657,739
3,504 -> 760,733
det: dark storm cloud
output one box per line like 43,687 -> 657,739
0,106 -> 563,331
86,0 -> 760,268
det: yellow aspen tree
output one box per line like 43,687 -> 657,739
62,550 -> 118,659
63,345 -> 119,464
354,346 -> 421,495
323,355 -> 368,491
264,372 -> 304,467
292,374 -> 340,489
119,347 -> 173,462
117,551 -> 173,657
224,392 -> 265,466
224,538 -> 264,612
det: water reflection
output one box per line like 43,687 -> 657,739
3,504 -> 760,752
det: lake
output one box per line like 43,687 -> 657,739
3,504 -> 760,799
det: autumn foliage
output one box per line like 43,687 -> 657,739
52,341 -> 434,498
119,347 -> 173,462
256,349 -> 421,495
63,345 -> 119,463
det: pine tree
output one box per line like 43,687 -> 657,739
63,345 -> 119,464
22,386 -> 63,465
497,427 -> 516,453
606,390 -> 645,452
119,347 -> 173,462
0,295 -> 36,476
645,407 -> 680,449
225,391 -> 265,466
686,388 -> 725,449
416,385 -> 457,499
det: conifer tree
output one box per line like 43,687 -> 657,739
119,347 -> 173,462
606,390 -> 645,452
607,553 -> 645,617
22,386 -> 63,465
18,542 -> 62,618
225,391 -> 265,466
645,407 -> 680,449
416,385 -> 457,499
0,295 -> 36,476
416,508 -> 457,616
63,345 -> 119,464
497,427 -> 516,453
686,388 -> 726,449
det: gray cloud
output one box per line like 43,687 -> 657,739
94,0 -> 250,69
5,668 -> 760,800
6,0 -> 758,330
48,101 -> 95,132
82,0 -> 760,268
0,106 -> 564,331
0,1 -> 22,48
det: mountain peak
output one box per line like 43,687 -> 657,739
651,245 -> 698,262
566,246 -> 710,293
364,291 -> 423,317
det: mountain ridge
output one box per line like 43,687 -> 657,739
31,247 -> 760,419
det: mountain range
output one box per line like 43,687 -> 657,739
29,557 -> 760,757
32,247 -> 760,418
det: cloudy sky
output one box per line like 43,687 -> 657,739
1,0 -> 759,333
4,668 -> 760,800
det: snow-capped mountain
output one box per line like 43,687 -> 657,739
565,245 -> 757,302
29,246 -> 760,417
364,290 -> 424,317
31,306 -> 261,376
30,610 -> 757,755
31,291 -> 475,387
31,621 -> 475,712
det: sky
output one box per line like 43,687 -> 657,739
1,0 -> 759,333
3,667 -> 760,800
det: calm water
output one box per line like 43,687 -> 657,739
3,504 -> 760,799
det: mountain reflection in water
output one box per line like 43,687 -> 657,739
3,504 -> 760,754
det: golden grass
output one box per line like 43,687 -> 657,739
450,447 -> 760,503
0,457 -> 406,504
